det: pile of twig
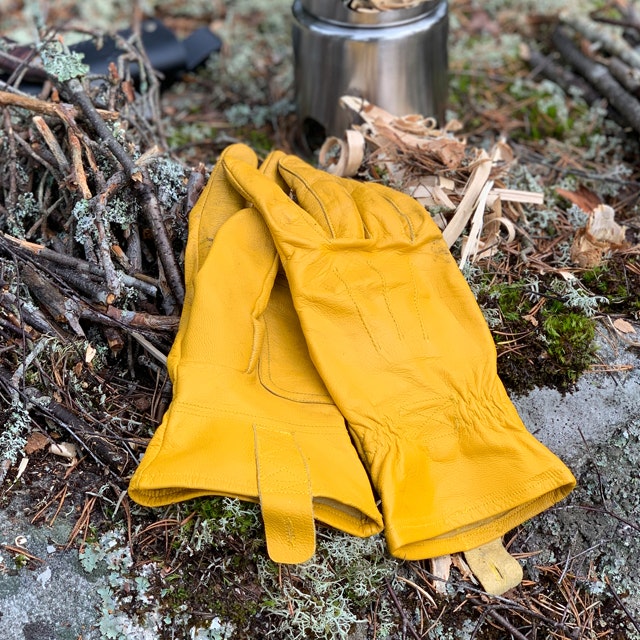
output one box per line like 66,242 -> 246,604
526,2 -> 640,135
0,27 -> 204,477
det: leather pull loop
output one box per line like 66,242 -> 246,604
254,425 -> 316,564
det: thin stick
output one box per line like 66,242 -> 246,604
84,157 -> 123,299
67,128 -> 91,199
65,495 -> 97,551
1,544 -> 45,565
605,576 -> 640,633
384,578 -> 422,640
0,89 -> 118,120
470,602 -> 530,640
32,115 -> 71,174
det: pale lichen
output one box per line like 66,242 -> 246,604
39,42 -> 89,81
0,401 -> 30,464
257,531 -> 401,639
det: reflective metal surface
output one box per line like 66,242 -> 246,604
292,0 -> 448,143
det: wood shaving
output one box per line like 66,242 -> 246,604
429,554 -> 452,594
49,442 -> 78,460
321,96 -> 543,259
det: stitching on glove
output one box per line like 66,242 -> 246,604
257,376 -> 332,405
332,267 -> 381,352
380,192 -> 417,241
407,259 -> 427,341
254,424 -> 315,560
367,260 -> 403,340
254,427 -> 312,496
258,328 -> 332,404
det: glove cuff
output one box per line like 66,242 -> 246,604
359,378 -> 576,560
129,388 -> 383,561
387,463 -> 575,560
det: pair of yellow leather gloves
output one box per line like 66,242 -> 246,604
129,143 -> 575,572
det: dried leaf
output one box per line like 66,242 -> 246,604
24,432 -> 51,455
451,553 -> 476,582
613,318 -> 636,334
556,185 -> 602,213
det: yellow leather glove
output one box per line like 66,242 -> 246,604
129,145 -> 383,564
222,147 -> 576,560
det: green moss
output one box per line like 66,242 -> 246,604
580,258 -> 640,309
475,274 -> 604,394
185,496 -> 262,539
541,302 -> 597,384
13,553 -> 29,569
489,281 -> 534,323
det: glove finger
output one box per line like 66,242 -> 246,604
168,143 -> 258,380
259,149 -> 287,186
183,207 -> 278,370
278,155 -> 366,240
223,154 -> 330,247
366,182 -> 434,241
346,181 -> 423,242
195,143 -> 259,271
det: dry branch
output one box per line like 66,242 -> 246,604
1,241 -> 178,341
20,261 -> 85,336
0,289 -> 58,336
0,233 -> 158,297
61,78 -> 185,304
560,10 -> 640,70
551,26 -> 640,135
0,90 -> 119,121
608,56 -> 640,96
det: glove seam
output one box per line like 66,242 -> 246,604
171,402 -> 346,431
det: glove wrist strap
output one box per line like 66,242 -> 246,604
254,424 -> 316,564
